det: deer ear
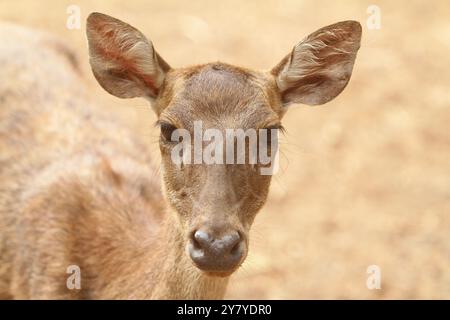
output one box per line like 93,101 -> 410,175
271,21 -> 362,106
86,12 -> 170,100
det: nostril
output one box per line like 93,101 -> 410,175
230,239 -> 241,255
226,231 -> 240,248
229,231 -> 244,254
191,235 -> 201,250
211,230 -> 241,254
193,230 -> 211,249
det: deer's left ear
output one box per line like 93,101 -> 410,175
271,21 -> 362,106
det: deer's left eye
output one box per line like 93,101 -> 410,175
160,122 -> 177,142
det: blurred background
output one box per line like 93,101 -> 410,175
1,0 -> 449,299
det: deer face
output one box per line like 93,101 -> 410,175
86,13 -> 361,276
155,64 -> 280,276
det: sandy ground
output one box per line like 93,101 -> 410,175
1,0 -> 449,299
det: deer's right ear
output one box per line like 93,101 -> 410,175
86,12 -> 170,100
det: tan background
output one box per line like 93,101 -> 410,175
1,0 -> 449,299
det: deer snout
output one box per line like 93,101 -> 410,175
188,229 -> 246,275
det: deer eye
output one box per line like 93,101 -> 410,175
263,124 -> 284,150
261,124 -> 283,142
265,124 -> 284,131
159,122 -> 177,142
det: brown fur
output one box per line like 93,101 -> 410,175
0,14 -> 361,299
0,22 -> 221,299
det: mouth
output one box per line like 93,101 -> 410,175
186,238 -> 247,277
187,249 -> 245,277
204,270 -> 236,278
189,258 -> 243,278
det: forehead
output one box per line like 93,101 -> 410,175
160,63 -> 280,129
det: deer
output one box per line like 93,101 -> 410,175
0,13 -> 361,299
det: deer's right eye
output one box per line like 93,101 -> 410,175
160,122 -> 177,142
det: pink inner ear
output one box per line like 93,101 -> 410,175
96,44 -> 159,96
90,22 -> 159,96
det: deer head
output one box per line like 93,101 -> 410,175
86,12 -> 361,277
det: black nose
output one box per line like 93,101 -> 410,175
188,229 -> 246,273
